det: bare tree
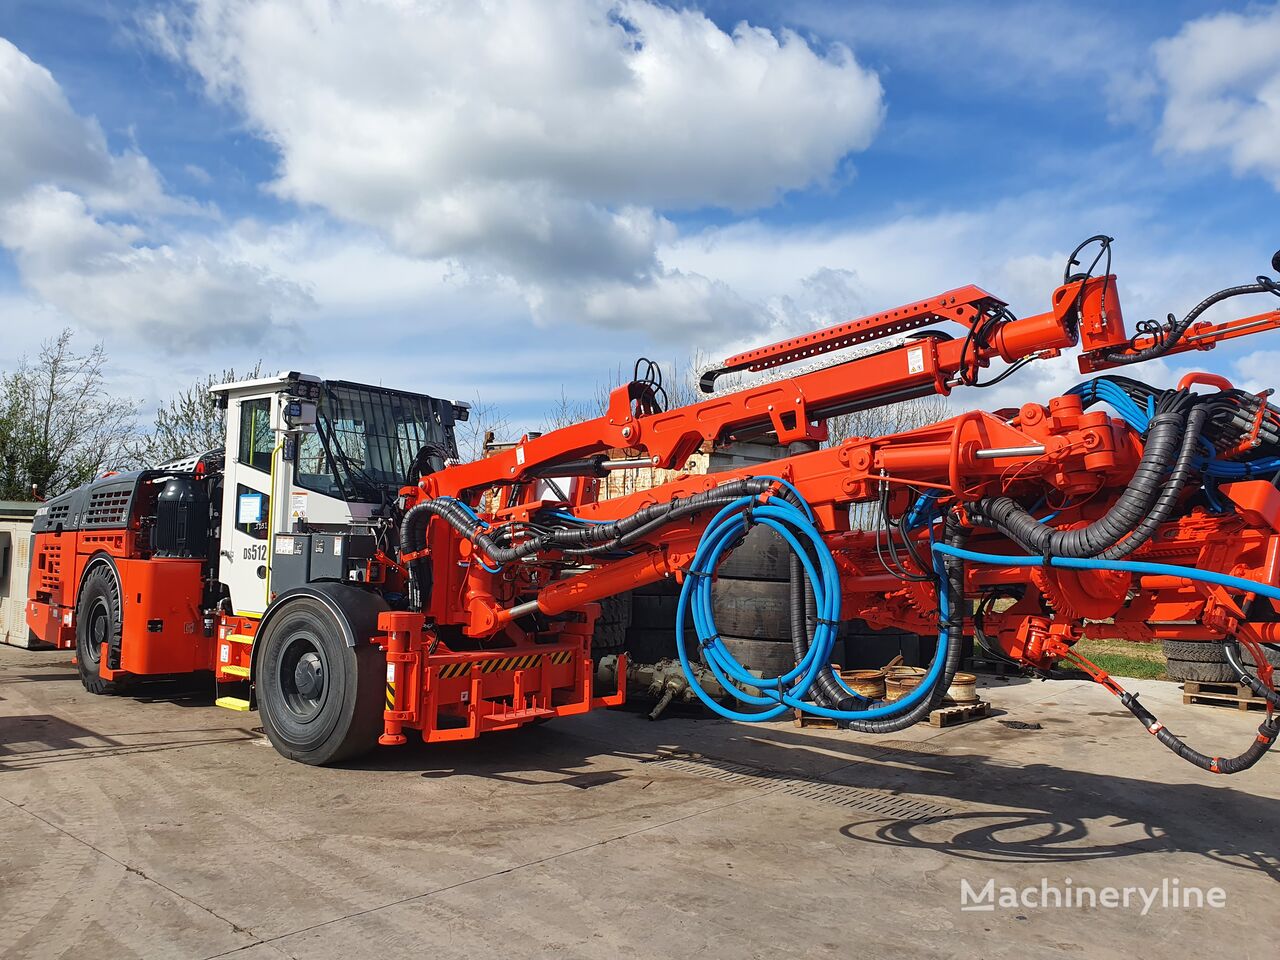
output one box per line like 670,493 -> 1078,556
540,354 -> 731,434
824,393 -> 952,446
0,329 -> 138,500
454,392 -> 512,463
541,385 -> 599,432
134,362 -> 263,466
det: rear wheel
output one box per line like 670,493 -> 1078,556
75,564 -> 124,695
256,597 -> 385,765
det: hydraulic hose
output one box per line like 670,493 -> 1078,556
1104,278 -> 1280,365
399,478 -> 775,607
790,550 -> 857,712
838,515 -> 966,733
1223,641 -> 1280,709
971,392 -> 1190,560
674,489 -> 963,729
931,543 -> 1280,604
1118,688 -> 1277,775
933,542 -> 1279,774
1100,404 -> 1207,560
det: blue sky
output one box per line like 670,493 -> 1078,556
1,1 -> 1278,430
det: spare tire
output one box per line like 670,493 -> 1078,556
592,593 -> 632,658
626,580 -> 792,638
709,580 -> 790,638
719,636 -> 845,680
629,592 -> 678,630
1165,659 -> 1238,683
716,525 -> 790,581
1161,640 -> 1227,663
1253,642 -> 1280,667
625,628 -> 680,664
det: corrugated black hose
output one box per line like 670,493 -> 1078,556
790,549 -> 858,711
399,477 -> 775,609
1103,278 -> 1280,366
1099,404 -> 1208,559
1223,641 -> 1280,708
787,513 -> 967,733
1119,688 -> 1277,775
972,389 -> 1192,560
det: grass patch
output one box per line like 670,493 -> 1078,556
1072,638 -> 1167,680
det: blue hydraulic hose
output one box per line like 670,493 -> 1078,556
550,511 -> 611,525
753,475 -> 816,521
674,492 -> 952,722
931,543 -> 1280,604
1070,377 -> 1280,478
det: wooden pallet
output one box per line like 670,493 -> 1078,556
928,700 -> 990,728
793,710 -> 839,729
1182,681 -> 1267,712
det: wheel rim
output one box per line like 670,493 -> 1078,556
84,597 -> 110,666
276,630 -> 329,720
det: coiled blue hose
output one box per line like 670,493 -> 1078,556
674,492 -> 951,722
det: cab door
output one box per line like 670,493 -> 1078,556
219,396 -> 277,616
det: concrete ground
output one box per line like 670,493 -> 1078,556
0,645 -> 1276,960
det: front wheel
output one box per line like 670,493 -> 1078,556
256,597 -> 385,765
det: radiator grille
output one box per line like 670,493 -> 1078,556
85,488 -> 131,527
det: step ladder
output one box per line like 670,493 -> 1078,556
215,633 -> 254,712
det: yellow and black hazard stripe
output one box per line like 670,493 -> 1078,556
479,654 -> 544,674
548,650 -> 574,665
385,680 -> 396,710
438,662 -> 473,679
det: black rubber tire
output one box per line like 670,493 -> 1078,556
592,593 -> 632,657
74,564 -> 125,695
592,620 -> 627,657
841,620 -> 917,670
1165,659 -> 1238,683
625,628 -> 681,663
1255,643 -> 1280,668
632,578 -> 680,597
711,579 -> 791,637
719,636 -> 797,678
597,592 -> 632,626
716,525 -> 790,581
629,580 -> 792,637
256,597 -> 385,765
718,636 -> 846,677
1161,640 -> 1228,663
630,592 -> 678,629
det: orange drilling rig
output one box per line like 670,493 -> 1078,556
24,237 -> 1280,773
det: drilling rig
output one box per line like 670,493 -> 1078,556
25,238 -> 1280,773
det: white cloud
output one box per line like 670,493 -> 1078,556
0,186 -> 311,351
0,39 -> 310,351
0,38 -> 173,212
152,0 -> 884,337
1153,6 -> 1280,189
662,186 -> 1272,412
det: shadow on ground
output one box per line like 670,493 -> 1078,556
334,703 -> 1280,886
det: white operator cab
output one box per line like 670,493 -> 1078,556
209,372 -> 468,618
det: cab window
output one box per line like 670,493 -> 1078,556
238,398 -> 273,473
